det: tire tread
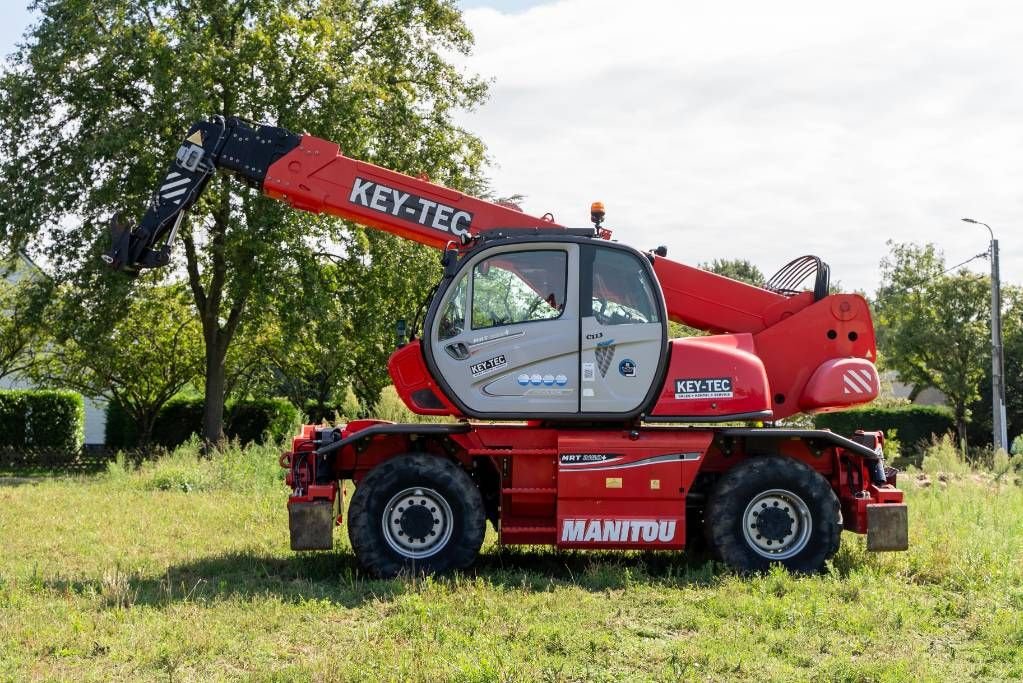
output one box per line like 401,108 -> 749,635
704,456 -> 841,574
348,454 -> 485,577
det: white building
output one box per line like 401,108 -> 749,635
880,370 -> 949,406
1,251 -> 107,445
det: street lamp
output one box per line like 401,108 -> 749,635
962,217 -> 1008,452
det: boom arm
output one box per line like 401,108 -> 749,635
104,116 -> 567,272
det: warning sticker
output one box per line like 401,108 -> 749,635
674,377 -> 733,400
582,362 -> 596,382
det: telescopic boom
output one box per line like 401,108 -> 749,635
103,116 -> 571,272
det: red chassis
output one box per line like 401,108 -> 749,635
285,420 -> 903,553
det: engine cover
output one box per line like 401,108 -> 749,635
648,334 -> 772,421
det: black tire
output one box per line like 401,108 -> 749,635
348,454 -> 486,577
704,456 -> 841,574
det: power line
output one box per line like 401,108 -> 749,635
875,251 -> 989,301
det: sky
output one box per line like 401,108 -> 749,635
2,1 -> 1020,293
453,0 -> 1022,293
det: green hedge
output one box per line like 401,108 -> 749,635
0,389 -> 84,453
303,401 -> 358,425
106,397 -> 299,449
229,398 -> 300,445
815,404 -> 955,452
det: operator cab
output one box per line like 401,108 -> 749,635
423,235 -> 668,419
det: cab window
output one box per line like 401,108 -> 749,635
471,250 -> 567,330
591,248 -> 660,325
438,276 -> 467,341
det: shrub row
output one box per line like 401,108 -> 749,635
0,389 -> 84,454
304,401 -> 353,425
105,397 -> 299,449
814,404 -> 955,451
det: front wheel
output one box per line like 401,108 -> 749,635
705,456 -> 841,574
348,454 -> 486,577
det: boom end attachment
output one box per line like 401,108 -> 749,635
102,212 -> 174,274
100,116 -> 301,274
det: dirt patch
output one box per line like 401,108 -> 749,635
0,476 -> 43,487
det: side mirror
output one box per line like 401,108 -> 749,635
395,319 -> 408,348
442,249 -> 459,277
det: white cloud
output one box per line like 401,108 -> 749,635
456,0 -> 1023,293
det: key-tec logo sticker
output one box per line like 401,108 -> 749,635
674,377 -> 733,400
470,354 -> 507,377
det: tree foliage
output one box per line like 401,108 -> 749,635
874,241 -> 991,446
967,285 -> 1023,447
34,283 -> 203,446
0,0 -> 488,444
700,258 -> 767,287
0,256 -> 49,381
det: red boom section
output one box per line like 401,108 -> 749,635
652,256 -> 816,333
753,293 -> 878,419
263,134 -> 564,250
651,256 -> 879,420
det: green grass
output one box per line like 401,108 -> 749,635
1,450 -> 1022,681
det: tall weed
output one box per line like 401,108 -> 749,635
371,385 -> 452,424
107,437 -> 284,493
882,429 -> 901,461
920,434 -> 970,478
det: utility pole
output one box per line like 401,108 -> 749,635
962,218 -> 1008,452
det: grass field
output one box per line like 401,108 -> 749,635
1,447 -> 1022,682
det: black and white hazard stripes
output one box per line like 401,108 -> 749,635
842,368 -> 875,395
159,172 -> 192,205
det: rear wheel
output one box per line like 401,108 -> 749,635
705,456 -> 840,573
348,454 -> 485,577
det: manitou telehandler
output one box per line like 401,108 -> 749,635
105,116 -> 907,576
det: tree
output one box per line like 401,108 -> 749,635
874,241 -> 991,447
0,0 -> 487,445
967,285 -> 1023,448
260,277 -> 359,413
0,259 -> 49,381
34,283 -> 203,447
700,258 -> 767,287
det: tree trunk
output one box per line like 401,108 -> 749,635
135,410 -> 157,451
954,404 -> 968,454
202,330 -> 228,448
182,178 -> 245,451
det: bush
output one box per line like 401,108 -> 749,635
921,434 -> 970,478
0,389 -> 84,453
1012,434 -> 1023,457
152,398 -> 206,448
304,387 -> 366,426
992,448 -> 1015,484
882,429 -> 902,462
815,405 -> 955,455
229,398 -> 299,445
106,397 -> 299,449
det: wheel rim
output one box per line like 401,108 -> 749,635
381,487 -> 454,559
741,488 -> 813,560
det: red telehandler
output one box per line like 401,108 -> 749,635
105,116 -> 907,576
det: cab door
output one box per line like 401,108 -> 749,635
429,243 -> 580,415
579,244 -> 666,414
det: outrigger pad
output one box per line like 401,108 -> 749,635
289,501 -> 334,551
866,503 -> 909,552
